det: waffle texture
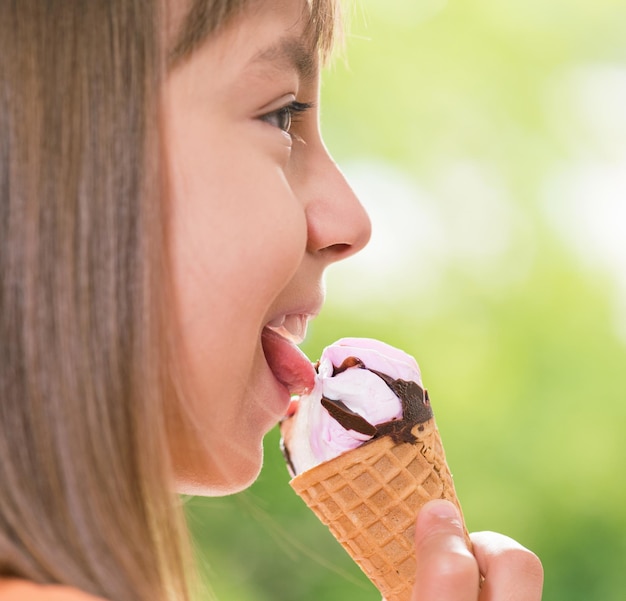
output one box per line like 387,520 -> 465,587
290,418 -> 469,601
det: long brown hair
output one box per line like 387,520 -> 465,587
0,1 -> 192,599
0,1 -> 338,600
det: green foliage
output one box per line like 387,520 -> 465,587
187,1 -> 626,599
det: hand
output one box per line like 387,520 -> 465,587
409,499 -> 543,601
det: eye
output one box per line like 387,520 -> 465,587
258,101 -> 314,135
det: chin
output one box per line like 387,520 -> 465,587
174,442 -> 264,497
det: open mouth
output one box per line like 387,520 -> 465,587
262,315 -> 316,396
264,314 -> 309,344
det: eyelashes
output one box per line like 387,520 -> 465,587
259,100 -> 315,136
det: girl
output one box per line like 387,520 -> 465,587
0,1 -> 543,600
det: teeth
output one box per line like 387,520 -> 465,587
267,316 -> 286,328
283,314 -> 307,342
267,314 -> 308,344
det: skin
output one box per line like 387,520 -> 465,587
162,0 -> 371,495
163,1 -> 544,599
411,500 -> 543,601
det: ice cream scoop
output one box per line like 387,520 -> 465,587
280,337 -> 470,601
282,337 -> 434,474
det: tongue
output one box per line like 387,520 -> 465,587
262,327 -> 316,396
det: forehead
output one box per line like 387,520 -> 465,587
169,0 -> 337,66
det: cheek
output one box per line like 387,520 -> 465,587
167,153 -> 307,334
164,167 -> 307,493
164,133 -> 307,413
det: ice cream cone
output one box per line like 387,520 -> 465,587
289,418 -> 470,601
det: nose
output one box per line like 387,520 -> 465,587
304,146 -> 371,263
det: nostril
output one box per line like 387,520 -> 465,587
321,242 -> 353,259
321,243 -> 361,262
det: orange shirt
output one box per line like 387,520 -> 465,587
0,580 -> 106,601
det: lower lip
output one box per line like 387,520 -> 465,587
268,377 -> 292,417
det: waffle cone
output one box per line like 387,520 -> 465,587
289,418 -> 470,601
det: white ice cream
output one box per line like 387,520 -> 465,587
283,337 -> 424,475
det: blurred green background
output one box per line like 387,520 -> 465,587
186,0 -> 626,599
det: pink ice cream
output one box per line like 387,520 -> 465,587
282,338 -> 432,476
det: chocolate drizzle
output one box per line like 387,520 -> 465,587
321,397 -> 377,436
332,356 -> 365,375
322,357 -> 434,445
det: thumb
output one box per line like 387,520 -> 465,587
412,500 -> 479,601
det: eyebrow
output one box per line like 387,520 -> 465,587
249,37 -> 318,83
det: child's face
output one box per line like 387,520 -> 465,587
163,0 -> 370,495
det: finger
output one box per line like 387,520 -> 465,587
412,500 -> 480,601
471,532 -> 543,601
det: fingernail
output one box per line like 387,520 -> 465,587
423,499 -> 460,520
